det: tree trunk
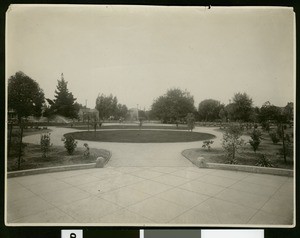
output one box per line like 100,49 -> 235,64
8,123 -> 13,157
18,124 -> 24,170
281,124 -> 287,164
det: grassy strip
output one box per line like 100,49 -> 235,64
182,147 -> 293,169
64,130 -> 215,143
7,143 -> 110,172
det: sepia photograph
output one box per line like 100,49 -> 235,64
5,5 -> 295,226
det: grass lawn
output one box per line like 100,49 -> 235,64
64,124 -> 190,131
7,143 -> 110,172
64,130 -> 215,143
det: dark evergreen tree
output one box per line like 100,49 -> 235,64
52,73 -> 78,119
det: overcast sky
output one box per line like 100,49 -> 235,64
6,5 -> 295,110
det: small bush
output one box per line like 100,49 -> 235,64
64,136 -> 77,155
222,124 -> 245,163
256,154 -> 273,167
40,133 -> 51,158
249,129 -> 262,153
261,121 -> 270,132
269,132 -> 280,144
202,140 -> 214,151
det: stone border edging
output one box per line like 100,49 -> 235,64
182,150 -> 293,177
7,151 -> 112,178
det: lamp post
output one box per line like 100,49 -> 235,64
137,104 -> 139,121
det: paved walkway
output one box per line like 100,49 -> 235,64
22,125 -> 229,167
7,125 -> 293,226
7,166 -> 293,225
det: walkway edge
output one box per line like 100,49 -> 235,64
181,151 -> 293,177
7,163 -> 97,178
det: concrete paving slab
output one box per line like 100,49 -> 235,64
98,186 -> 151,207
129,169 -> 164,179
58,196 -> 122,223
12,207 -> 77,223
97,208 -> 154,224
155,187 -> 209,209
179,180 -> 226,196
194,198 -> 258,224
150,174 -> 190,187
196,174 -> 238,187
127,180 -> 173,196
229,180 -> 279,197
39,187 -> 91,207
126,197 -> 189,223
248,210 -> 293,225
7,196 -> 55,222
215,188 -> 270,209
170,209 -> 219,224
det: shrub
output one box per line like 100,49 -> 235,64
269,132 -> 280,144
249,129 -> 262,153
40,133 -> 51,158
222,124 -> 245,164
261,121 -> 270,132
256,154 -> 273,167
64,135 -> 77,155
83,143 -> 90,159
202,140 -> 214,151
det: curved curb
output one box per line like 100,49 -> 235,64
7,150 -> 112,178
181,150 -> 293,177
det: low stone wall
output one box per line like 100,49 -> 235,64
182,154 -> 293,177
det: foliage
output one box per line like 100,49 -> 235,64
198,99 -> 224,121
249,129 -> 262,153
261,121 -> 270,132
95,93 -> 127,120
64,135 -> 78,155
186,113 -> 196,132
256,154 -> 273,167
279,134 -> 294,159
226,92 -> 253,122
40,133 -> 52,158
51,73 -> 79,119
259,101 -> 282,123
269,131 -> 280,144
222,124 -> 245,163
151,88 -> 196,123
83,143 -> 90,159
8,71 -> 45,122
202,140 -> 214,151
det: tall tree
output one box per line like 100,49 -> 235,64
8,71 -> 45,122
258,101 -> 282,123
151,88 -> 196,123
95,94 -> 118,120
198,99 -> 224,121
231,92 -> 253,121
52,73 -> 78,119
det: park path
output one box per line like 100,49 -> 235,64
23,124 -> 228,167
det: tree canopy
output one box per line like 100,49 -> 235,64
95,94 -> 128,120
52,74 -> 78,119
151,88 -> 196,123
198,99 -> 224,121
229,92 -> 253,122
8,71 -> 45,122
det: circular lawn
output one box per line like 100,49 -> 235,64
64,130 -> 215,143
